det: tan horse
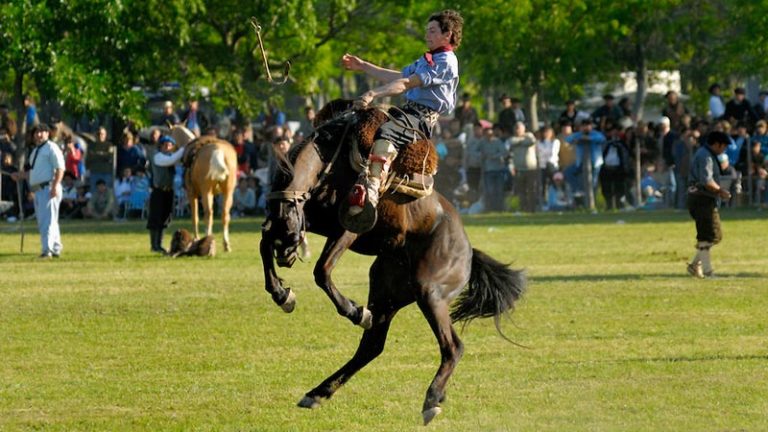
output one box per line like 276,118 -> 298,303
170,126 -> 238,252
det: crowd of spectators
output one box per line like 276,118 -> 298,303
436,87 -> 768,214
3,85 -> 768,222
0,97 -> 315,222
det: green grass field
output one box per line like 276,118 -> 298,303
1,209 -> 766,431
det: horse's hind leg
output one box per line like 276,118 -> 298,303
203,191 -> 215,238
313,232 -> 372,328
416,296 -> 464,425
220,184 -> 234,252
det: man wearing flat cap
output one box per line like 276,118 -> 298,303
12,123 -> 65,258
146,135 -> 184,253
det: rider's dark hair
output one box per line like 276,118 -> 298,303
429,9 -> 463,48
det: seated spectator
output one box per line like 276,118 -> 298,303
545,171 -> 573,211
114,167 -> 134,215
233,177 -> 257,216
640,164 -> 664,209
83,179 -> 115,220
132,166 -> 150,195
61,172 -> 85,219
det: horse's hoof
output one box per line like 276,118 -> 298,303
422,407 -> 442,425
297,395 -> 321,409
280,289 -> 296,313
358,307 -> 373,330
224,243 -> 231,252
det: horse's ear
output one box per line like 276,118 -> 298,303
166,120 -> 173,129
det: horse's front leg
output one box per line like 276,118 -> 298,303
220,183 -> 234,252
312,231 -> 371,329
259,236 -> 296,312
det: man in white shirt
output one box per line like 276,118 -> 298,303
708,83 -> 725,120
13,123 -> 65,258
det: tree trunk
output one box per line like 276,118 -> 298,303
13,70 -> 25,155
528,90 -> 539,131
633,42 -> 647,123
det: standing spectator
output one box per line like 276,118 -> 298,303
735,137 -> 767,203
0,105 -> 17,142
147,135 -> 184,253
599,125 -> 631,210
87,126 -> 115,191
63,134 -> 83,179
473,126 -> 508,212
231,129 -> 251,176
537,126 -> 560,203
456,93 -> 479,130
591,94 -> 622,131
1,152 -> 19,219
508,121 -> 539,212
708,83 -> 725,120
116,130 -> 146,175
298,105 -> 316,138
0,127 -> 17,157
463,123 -> 485,198
565,119 -> 607,199
558,100 -> 579,127
724,87 -> 758,126
618,97 -> 633,120
686,131 -> 732,278
22,94 -> 39,136
752,120 -> 768,156
556,122 -> 576,175
83,179 -> 115,220
158,100 -> 180,126
659,116 -> 678,170
180,98 -> 209,137
753,91 -> 768,121
672,127 -> 700,210
662,91 -> 689,131
627,121 -> 659,167
12,123 -> 64,258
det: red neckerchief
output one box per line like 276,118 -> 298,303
424,45 -> 453,67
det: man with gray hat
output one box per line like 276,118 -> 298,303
12,123 -> 65,258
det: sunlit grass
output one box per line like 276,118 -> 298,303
1,209 -> 766,431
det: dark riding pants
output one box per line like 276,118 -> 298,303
146,189 -> 174,230
375,108 -> 434,150
687,193 -> 722,244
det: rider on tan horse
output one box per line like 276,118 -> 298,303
341,10 -> 463,230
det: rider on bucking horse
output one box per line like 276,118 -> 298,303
341,9 -> 463,224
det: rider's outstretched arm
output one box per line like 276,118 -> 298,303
342,53 -> 401,83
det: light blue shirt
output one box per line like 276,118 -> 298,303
29,140 -> 65,186
402,51 -> 459,116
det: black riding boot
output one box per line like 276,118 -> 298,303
150,229 -> 166,253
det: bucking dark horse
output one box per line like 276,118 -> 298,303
260,100 -> 527,425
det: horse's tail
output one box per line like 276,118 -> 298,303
207,148 -> 229,182
450,248 -> 527,332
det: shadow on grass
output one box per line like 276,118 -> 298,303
558,353 -> 768,365
531,272 -> 765,282
463,207 -> 767,227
